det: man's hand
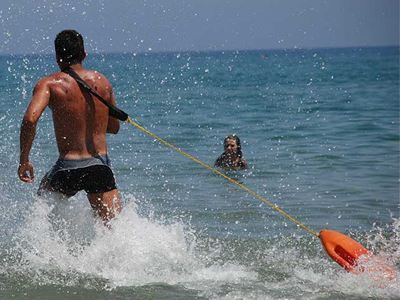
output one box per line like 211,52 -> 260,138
18,162 -> 34,183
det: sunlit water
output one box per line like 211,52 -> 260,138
0,47 -> 399,299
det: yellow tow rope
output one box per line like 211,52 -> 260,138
127,116 -> 319,238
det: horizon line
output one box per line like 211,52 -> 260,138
0,44 -> 398,57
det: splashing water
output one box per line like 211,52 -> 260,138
6,194 -> 256,291
0,192 -> 398,299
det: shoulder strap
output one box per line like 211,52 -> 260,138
62,67 -> 128,121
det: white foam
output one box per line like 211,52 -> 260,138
9,193 -> 400,298
14,193 -> 256,290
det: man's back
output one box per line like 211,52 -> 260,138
43,67 -> 119,159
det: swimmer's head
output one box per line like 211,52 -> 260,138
223,134 -> 243,157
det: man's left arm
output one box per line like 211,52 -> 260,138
18,79 -> 50,183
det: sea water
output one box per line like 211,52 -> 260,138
0,47 -> 399,299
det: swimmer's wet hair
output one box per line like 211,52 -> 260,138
224,134 -> 243,158
55,29 -> 85,65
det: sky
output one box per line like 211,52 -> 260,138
0,0 -> 398,55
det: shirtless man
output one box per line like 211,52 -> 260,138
18,30 -> 121,223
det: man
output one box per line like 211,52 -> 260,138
18,29 -> 121,224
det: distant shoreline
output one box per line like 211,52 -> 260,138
0,45 -> 398,58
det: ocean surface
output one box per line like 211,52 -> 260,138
0,46 -> 399,299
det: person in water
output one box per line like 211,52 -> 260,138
214,134 -> 248,170
18,29 -> 121,224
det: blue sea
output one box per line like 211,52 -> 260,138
0,46 -> 399,299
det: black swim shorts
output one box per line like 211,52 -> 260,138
39,155 -> 117,197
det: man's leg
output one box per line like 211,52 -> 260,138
87,189 -> 121,224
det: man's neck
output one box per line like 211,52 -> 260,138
69,63 -> 83,70
59,62 -> 83,71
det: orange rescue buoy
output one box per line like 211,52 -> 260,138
319,229 -> 397,281
319,229 -> 369,271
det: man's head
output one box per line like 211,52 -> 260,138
54,30 -> 86,67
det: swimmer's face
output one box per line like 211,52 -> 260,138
225,139 -> 238,153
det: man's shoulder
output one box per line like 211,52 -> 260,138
78,69 -> 111,87
87,69 -> 105,77
35,71 -> 67,86
32,72 -> 60,93
86,69 -> 111,83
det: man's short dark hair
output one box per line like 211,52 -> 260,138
54,30 -> 85,65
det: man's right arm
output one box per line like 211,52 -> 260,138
106,87 -> 120,134
18,79 -> 50,182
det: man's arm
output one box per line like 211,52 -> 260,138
18,79 -> 50,183
106,88 -> 120,134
